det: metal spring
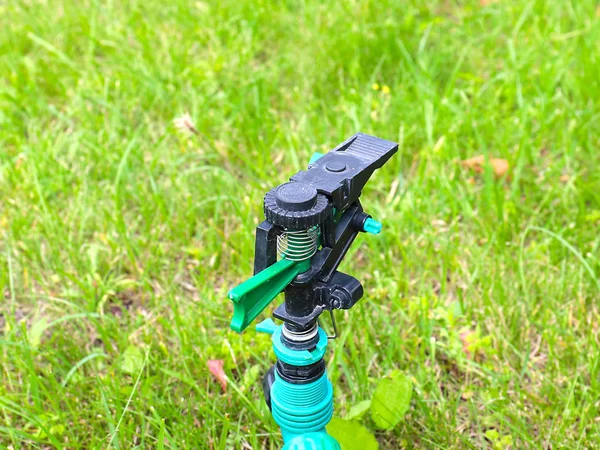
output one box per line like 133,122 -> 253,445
277,227 -> 319,261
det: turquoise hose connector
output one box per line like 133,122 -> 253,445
272,372 -> 336,448
258,321 -> 340,450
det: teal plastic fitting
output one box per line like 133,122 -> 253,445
265,325 -> 339,450
283,433 -> 340,450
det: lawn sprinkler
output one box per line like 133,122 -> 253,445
228,133 -> 398,449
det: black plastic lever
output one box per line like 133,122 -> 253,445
290,133 -> 398,210
253,220 -> 280,275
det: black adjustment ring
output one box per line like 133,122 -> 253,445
264,182 -> 331,229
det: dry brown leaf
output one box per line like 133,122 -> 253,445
490,158 -> 509,177
560,174 -> 570,183
207,359 -> 227,392
459,330 -> 475,357
461,155 -> 509,177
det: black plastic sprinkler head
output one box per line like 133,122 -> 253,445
228,133 -> 398,450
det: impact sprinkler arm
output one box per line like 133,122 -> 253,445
228,132 -> 398,450
229,258 -> 308,333
229,203 -> 373,332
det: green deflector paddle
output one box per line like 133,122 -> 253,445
228,258 -> 309,332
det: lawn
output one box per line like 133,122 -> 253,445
1,0 -> 600,448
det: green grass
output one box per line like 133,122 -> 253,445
1,0 -> 600,448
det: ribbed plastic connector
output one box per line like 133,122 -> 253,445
271,371 -> 335,442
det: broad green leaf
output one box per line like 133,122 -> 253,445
370,371 -> 412,430
121,345 -> 144,375
345,399 -> 372,420
327,417 -> 378,450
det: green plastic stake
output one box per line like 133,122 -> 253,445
229,258 -> 309,332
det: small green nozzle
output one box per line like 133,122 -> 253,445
363,217 -> 382,235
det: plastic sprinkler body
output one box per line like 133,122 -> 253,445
228,133 -> 398,449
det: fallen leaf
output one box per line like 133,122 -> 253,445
207,359 -> 227,392
461,155 -> 509,177
560,174 -> 570,183
461,155 -> 485,172
459,330 -> 475,357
